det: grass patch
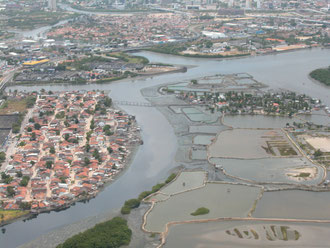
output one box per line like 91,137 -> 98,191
107,52 -> 149,64
295,172 -> 311,178
0,98 -> 32,114
0,210 -> 29,223
278,147 -> 297,156
190,207 -> 210,216
280,226 -> 288,241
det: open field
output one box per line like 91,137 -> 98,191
0,99 -> 30,114
0,210 -> 29,224
305,137 -> 330,153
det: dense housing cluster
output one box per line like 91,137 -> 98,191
0,91 -> 140,211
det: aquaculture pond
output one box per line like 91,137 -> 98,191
193,135 -> 215,145
208,129 -> 296,159
182,107 -> 217,123
223,115 -> 297,128
191,149 -> 207,160
254,190 -> 330,220
164,220 -> 330,248
160,171 -> 206,195
168,105 -> 182,114
145,183 -> 261,233
209,157 -> 324,185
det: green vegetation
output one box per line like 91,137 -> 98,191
165,173 -> 177,184
190,207 -> 210,216
19,176 -> 30,187
121,173 -> 177,215
0,151 -> 6,167
0,96 -> 36,115
57,217 -> 131,248
0,210 -> 29,223
314,149 -> 323,158
310,66 -> 330,86
121,199 -> 140,215
107,52 -> 149,64
278,147 -> 297,156
147,43 -> 186,55
295,172 -> 311,178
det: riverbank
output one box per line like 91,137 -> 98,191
144,45 -> 325,61
9,66 -> 187,87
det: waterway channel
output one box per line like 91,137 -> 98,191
1,48 -> 330,247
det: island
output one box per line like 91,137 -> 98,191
310,66 -> 330,86
190,207 -> 210,216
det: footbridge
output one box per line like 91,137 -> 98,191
113,101 -> 154,107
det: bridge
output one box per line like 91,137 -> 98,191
113,101 -> 154,107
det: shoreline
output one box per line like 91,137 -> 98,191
9,66 -> 187,88
308,73 -> 330,88
143,45 -> 322,61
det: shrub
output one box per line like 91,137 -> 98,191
190,207 -> 210,216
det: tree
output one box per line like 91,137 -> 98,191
46,161 -> 53,169
50,147 -> 55,154
19,141 -> 26,147
19,176 -> 30,187
314,149 -> 323,158
59,176 -> 67,184
34,123 -> 41,130
104,96 -> 112,107
19,202 -> 31,210
84,157 -> 90,167
93,149 -> 100,160
6,186 -> 15,197
57,217 -> 131,248
0,152 -> 5,163
90,119 -> 95,130
86,144 -> 90,152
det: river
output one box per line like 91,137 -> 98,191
1,48 -> 329,247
